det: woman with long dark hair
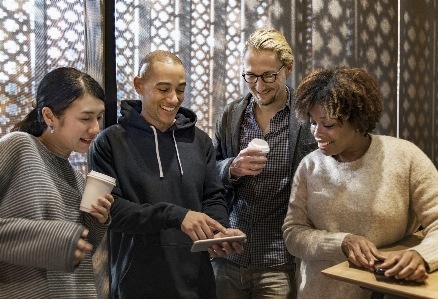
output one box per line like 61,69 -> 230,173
1,67 -> 113,298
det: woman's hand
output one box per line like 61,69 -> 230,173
73,230 -> 93,266
341,234 -> 386,270
90,193 -> 114,224
379,250 -> 428,282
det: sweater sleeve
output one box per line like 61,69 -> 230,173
82,212 -> 110,255
91,130 -> 190,234
407,151 -> 438,272
0,133 -> 85,272
0,218 -> 84,272
282,161 -> 349,262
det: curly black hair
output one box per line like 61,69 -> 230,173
294,66 -> 383,135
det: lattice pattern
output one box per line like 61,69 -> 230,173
0,1 -> 32,135
0,0 -> 89,175
399,1 -> 437,164
115,1 -> 137,114
1,0 -> 437,169
44,1 -> 88,173
114,0 -> 280,135
225,0 -> 244,107
356,0 -> 398,136
301,0 -> 398,136
44,2 -> 86,68
189,1 -> 212,130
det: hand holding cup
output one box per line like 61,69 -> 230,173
89,193 -> 114,224
81,171 -> 116,223
230,138 -> 269,178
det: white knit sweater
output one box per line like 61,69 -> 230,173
0,132 -> 108,298
283,135 -> 438,299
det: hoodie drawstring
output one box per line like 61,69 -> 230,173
173,131 -> 183,175
150,126 -> 183,177
151,126 -> 164,178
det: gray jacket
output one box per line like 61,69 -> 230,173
213,87 -> 317,210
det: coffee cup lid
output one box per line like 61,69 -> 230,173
248,138 -> 270,153
88,171 -> 116,185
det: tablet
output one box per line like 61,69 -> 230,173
190,235 -> 247,252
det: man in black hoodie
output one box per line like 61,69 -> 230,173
91,50 -> 244,299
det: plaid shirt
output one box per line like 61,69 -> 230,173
228,97 -> 292,268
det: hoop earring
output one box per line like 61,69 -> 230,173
50,125 -> 54,134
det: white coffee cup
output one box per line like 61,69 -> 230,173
80,171 -> 116,213
247,138 -> 270,156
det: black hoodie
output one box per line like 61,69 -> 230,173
91,100 -> 229,299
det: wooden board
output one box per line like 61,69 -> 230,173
321,233 -> 438,299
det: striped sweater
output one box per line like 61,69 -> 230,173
0,132 -> 108,298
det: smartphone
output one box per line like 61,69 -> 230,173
375,267 -> 388,275
190,235 -> 247,252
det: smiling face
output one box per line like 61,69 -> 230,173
134,60 -> 186,132
242,48 -> 292,110
47,94 -> 105,156
309,104 -> 371,162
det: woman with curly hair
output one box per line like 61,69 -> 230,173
282,66 -> 438,299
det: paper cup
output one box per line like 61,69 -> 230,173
80,171 -> 116,213
247,138 -> 270,156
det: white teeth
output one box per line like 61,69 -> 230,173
161,106 -> 175,112
319,141 -> 332,146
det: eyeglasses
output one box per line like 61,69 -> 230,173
242,65 -> 285,83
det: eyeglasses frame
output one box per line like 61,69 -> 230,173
241,65 -> 285,84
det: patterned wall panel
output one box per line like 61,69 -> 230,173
189,0 -> 213,133
0,0 -> 92,175
114,0 -> 288,136
293,0 -> 398,136
115,0 -> 180,114
310,0 -> 356,68
290,0 -> 310,88
0,1 -> 32,135
115,0 -> 142,112
40,0 -> 89,174
399,0 -> 437,166
355,0 -> 398,136
3,1 -> 437,169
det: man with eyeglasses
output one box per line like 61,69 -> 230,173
211,29 -> 317,298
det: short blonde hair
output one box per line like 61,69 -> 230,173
243,29 -> 294,65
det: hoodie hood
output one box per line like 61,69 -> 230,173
118,100 -> 197,132
118,100 -> 198,178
